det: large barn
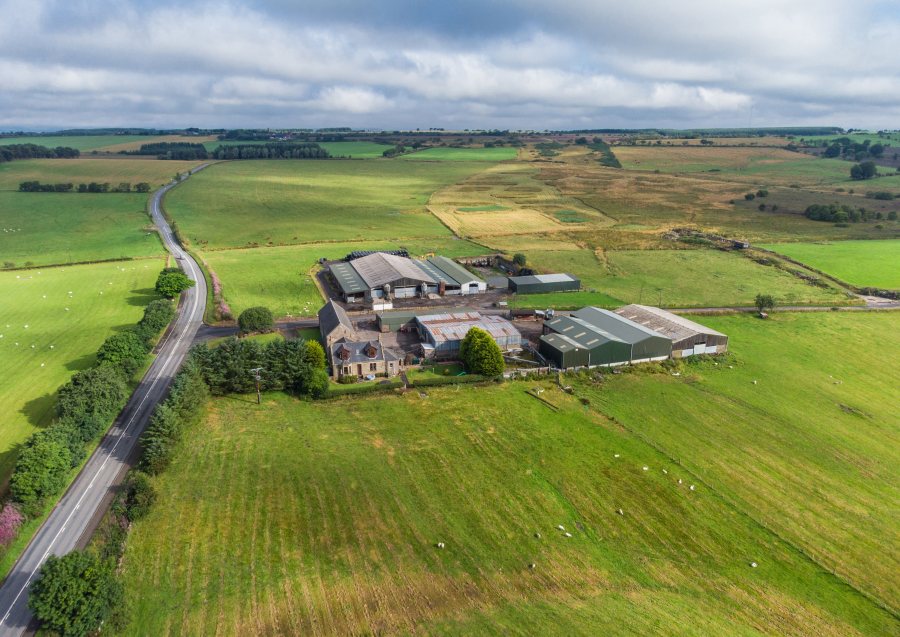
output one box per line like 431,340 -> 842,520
614,304 -> 728,357
507,273 -> 580,294
328,252 -> 486,302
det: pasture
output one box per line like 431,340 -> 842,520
510,248 -> 851,309
403,147 -> 519,161
118,377 -> 896,634
201,238 -> 489,318
0,260 -> 162,485
0,192 -> 164,267
588,311 -> 900,613
0,135 -> 161,152
165,160 -> 493,249
0,158 -> 202,191
758,240 -> 900,289
200,140 -> 393,159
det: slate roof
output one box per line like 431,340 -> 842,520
330,340 -> 401,364
318,300 -> 355,338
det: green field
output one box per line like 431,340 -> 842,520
587,312 -> 900,614
512,248 -> 851,309
0,260 -> 163,484
403,146 -> 518,162
0,158 -> 202,191
202,238 -> 489,317
0,192 -> 164,267
117,313 -> 899,634
759,240 -> 900,288
0,135 -> 162,152
201,140 -> 393,159
166,160 -> 493,249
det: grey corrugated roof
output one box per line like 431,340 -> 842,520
509,273 -> 578,285
573,307 -> 667,344
351,252 -> 435,288
540,332 -> 580,352
428,256 -> 485,286
545,315 -> 625,349
614,305 -> 726,341
318,300 -> 355,337
329,262 -> 368,294
414,259 -> 459,286
417,312 -> 521,344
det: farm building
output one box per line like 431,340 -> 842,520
541,306 -> 672,368
538,316 -> 632,368
508,273 -> 580,294
328,252 -> 486,303
376,307 -> 478,332
329,339 -> 402,381
614,304 -> 728,357
415,312 -> 522,359
318,300 -> 355,347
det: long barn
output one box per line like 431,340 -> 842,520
613,304 -> 728,357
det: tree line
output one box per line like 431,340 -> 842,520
209,142 -> 330,160
18,181 -> 151,193
130,142 -> 209,160
804,203 -> 897,223
0,143 -> 79,163
823,138 -> 887,161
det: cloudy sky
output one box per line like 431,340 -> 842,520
1,0 -> 899,130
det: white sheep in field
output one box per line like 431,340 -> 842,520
557,525 -> 565,531
564,532 -> 572,538
436,542 -> 445,549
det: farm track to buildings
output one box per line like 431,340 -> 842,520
0,168 -> 209,636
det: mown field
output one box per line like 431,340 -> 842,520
166,160 -> 492,249
403,147 -> 519,161
511,248 -> 852,309
202,238 -> 488,318
587,312 -> 900,614
758,240 -> 900,289
0,193 -> 164,267
118,316 -> 898,634
0,135 -> 163,152
0,260 -> 162,484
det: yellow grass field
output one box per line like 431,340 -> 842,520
0,158 -> 205,190
94,135 -> 219,153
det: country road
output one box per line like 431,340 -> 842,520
0,167 -> 209,636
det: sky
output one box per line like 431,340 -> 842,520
1,0 -> 899,131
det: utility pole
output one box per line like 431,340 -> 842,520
250,367 -> 264,405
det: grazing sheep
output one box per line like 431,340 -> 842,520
534,532 -> 541,539
564,532 -> 572,538
614,453 -> 620,458
528,563 -> 536,570
677,479 -> 683,484
616,508 -> 624,516
436,542 -> 445,549
642,466 -> 649,471
557,525 -> 565,531
662,469 -> 668,474
689,485 -> 696,491
750,562 -> 758,568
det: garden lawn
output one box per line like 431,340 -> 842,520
0,192 -> 165,267
0,260 -> 163,485
403,147 -> 518,161
511,248 -> 851,309
201,238 -> 488,318
758,240 -> 900,289
585,311 -> 900,613
118,382 -> 896,635
165,160 -> 493,249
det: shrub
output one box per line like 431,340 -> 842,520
57,366 -> 128,442
117,471 -> 156,522
744,193 -> 755,200
459,327 -> 505,377
756,189 -> 768,197
135,299 -> 174,342
154,267 -> 195,299
96,331 -> 148,372
29,551 -> 122,637
237,306 -> 274,333
0,503 -> 25,546
10,431 -> 72,514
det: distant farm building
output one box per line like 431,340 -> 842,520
508,273 -> 580,294
328,252 -> 486,303
317,300 -> 403,380
415,312 -> 522,360
613,304 -> 728,357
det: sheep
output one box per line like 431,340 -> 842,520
557,525 -> 565,531
564,532 -> 572,538
614,453 -> 620,458
662,469 -> 668,474
534,532 -> 541,539
752,380 -> 758,385
642,466 -> 649,471
616,508 -> 624,516
750,562 -> 758,568
528,563 -> 536,570
677,479 -> 683,484
436,542 -> 445,549
689,485 -> 696,491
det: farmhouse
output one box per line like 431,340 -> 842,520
508,273 -> 580,294
317,300 -> 404,380
328,252 -> 486,302
415,311 -> 522,359
614,304 -> 728,357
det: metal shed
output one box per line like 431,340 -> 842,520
508,273 -> 580,294
572,307 -> 672,362
416,312 -> 522,359
613,304 -> 728,357
540,315 -> 632,367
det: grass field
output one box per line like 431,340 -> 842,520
511,248 -> 851,309
118,324 -> 898,634
587,312 -> 900,614
0,260 -> 162,485
200,141 -> 393,159
202,238 -> 488,317
403,147 -> 519,161
0,135 -> 164,152
758,240 -> 900,288
0,158 -> 202,191
166,160 -> 494,249
0,192 -> 164,267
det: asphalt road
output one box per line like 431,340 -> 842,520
0,167 -> 209,636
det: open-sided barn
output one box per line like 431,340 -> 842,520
614,304 -> 728,357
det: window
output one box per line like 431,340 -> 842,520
369,363 -> 377,371
343,366 -> 350,374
